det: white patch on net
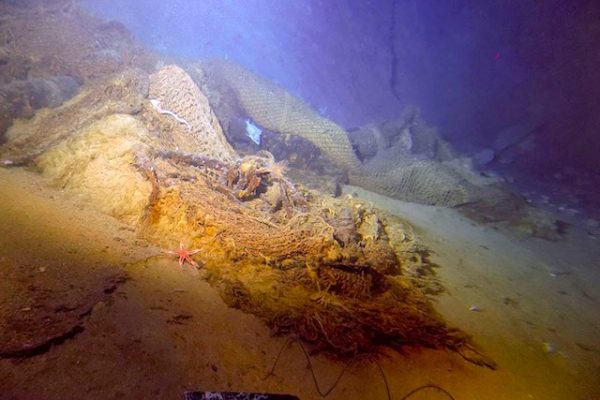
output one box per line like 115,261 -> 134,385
149,98 -> 192,131
245,119 -> 262,145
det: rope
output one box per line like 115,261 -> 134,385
265,337 -> 457,399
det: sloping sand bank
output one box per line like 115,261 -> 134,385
0,168 -> 598,399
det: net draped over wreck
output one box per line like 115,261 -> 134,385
0,3 -> 497,369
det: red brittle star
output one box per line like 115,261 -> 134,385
164,242 -> 201,268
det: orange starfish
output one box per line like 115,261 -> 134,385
164,242 -> 201,268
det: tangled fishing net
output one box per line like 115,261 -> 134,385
191,60 -> 502,207
0,4 -> 496,368
0,71 -> 493,369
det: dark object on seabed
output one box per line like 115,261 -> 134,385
184,391 -> 299,400
0,75 -> 81,143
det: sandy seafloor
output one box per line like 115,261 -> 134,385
0,166 -> 598,400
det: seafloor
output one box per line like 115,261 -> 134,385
1,167 -> 598,399
0,3 -> 599,400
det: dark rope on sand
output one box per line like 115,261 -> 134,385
264,337 -> 351,397
265,337 -> 456,399
398,384 -> 456,400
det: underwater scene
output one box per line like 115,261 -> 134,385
0,1 -> 599,399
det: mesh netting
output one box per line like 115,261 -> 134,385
192,60 -> 490,207
147,65 -> 238,163
0,5 -> 495,367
